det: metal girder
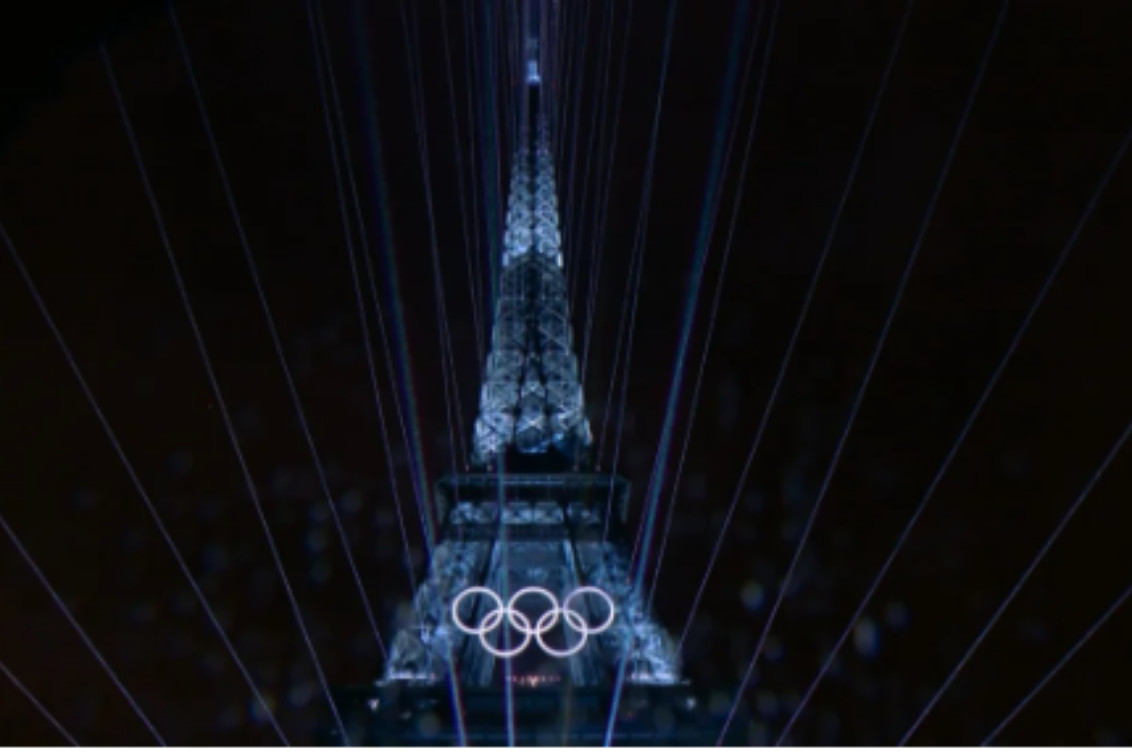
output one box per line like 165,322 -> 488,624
472,121 -> 591,466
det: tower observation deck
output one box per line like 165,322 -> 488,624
322,2 -> 746,744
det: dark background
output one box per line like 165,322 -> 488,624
2,0 -> 1132,746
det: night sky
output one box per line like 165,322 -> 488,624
2,0 -> 1132,746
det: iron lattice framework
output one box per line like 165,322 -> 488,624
380,476 -> 681,689
379,119 -> 681,694
471,124 -> 592,465
324,35 -> 745,746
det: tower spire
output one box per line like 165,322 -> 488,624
471,70 -> 591,469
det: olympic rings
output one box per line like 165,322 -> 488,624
450,585 -> 616,659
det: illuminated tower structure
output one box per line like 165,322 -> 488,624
324,4 -> 744,745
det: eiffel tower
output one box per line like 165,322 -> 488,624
324,4 -> 744,745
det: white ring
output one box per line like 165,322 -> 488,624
563,586 -> 616,634
449,585 -> 617,659
450,587 -> 503,635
